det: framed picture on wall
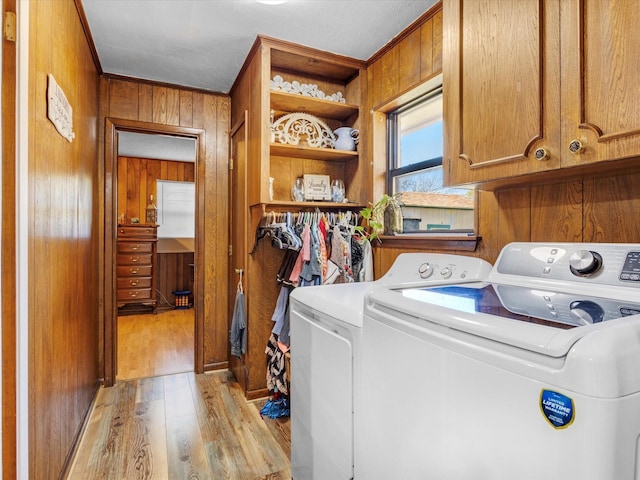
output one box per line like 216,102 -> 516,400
303,174 -> 331,201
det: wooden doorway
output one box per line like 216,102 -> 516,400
104,118 -> 206,386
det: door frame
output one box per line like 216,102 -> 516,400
103,117 -> 206,386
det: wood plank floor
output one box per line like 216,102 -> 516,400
117,308 -> 194,380
67,370 -> 291,479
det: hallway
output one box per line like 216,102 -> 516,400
67,370 -> 291,479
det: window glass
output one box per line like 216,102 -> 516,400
388,88 -> 474,233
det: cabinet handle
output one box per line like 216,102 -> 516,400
131,245 -> 140,250
129,292 -> 139,298
130,268 -> 139,274
568,139 -> 584,154
534,148 -> 549,161
130,280 -> 139,286
130,256 -> 139,262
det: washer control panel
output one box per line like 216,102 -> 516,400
380,253 -> 492,286
494,242 -> 640,288
620,251 -> 640,282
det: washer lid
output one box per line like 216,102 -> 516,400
366,283 -> 625,358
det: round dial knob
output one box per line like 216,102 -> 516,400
440,267 -> 452,279
569,250 -> 603,276
418,262 -> 433,279
569,300 -> 604,325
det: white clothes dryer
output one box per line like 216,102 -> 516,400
289,252 -> 492,480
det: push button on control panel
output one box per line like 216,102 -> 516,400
620,251 -> 640,282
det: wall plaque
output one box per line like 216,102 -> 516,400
47,74 -> 75,142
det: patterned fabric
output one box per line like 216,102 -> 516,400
265,333 -> 288,395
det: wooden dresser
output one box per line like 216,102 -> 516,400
116,224 -> 158,313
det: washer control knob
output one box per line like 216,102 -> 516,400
440,267 -> 452,279
569,250 -> 603,276
569,300 -> 604,325
418,262 -> 433,279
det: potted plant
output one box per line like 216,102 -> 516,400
356,193 -> 403,242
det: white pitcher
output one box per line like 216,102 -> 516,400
334,127 -> 359,151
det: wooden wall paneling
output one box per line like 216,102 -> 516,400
201,95 -> 217,369
180,91 -> 194,127
431,9 -> 443,74
109,78 -> 139,120
146,159 -> 162,208
495,187 -> 532,247
30,0 -> 100,477
368,59 -> 381,108
138,159 -> 149,217
583,174 -> 640,243
126,158 -> 141,221
166,88 -> 181,126
530,182 -> 583,242
214,96 -> 231,368
379,47 -> 399,101
246,240 -> 284,398
475,190 -> 500,264
152,85 -> 168,124
138,83 -> 153,122
420,16 -> 434,79
98,76 -> 110,394
398,28 -> 422,93
166,159 -> 178,180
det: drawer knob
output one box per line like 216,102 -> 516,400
568,139 -> 584,154
534,147 -> 549,161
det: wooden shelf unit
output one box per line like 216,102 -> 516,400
229,35 -> 368,399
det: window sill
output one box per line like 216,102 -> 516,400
374,234 -> 481,252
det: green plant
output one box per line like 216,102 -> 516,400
355,193 -> 402,243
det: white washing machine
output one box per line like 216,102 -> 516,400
359,242 -> 640,480
289,253 -> 492,480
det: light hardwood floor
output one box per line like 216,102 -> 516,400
117,308 -> 194,380
67,370 -> 291,479
69,308 -> 292,478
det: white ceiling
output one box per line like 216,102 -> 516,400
118,131 -> 197,162
81,0 -> 438,93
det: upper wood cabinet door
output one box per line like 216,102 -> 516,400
561,1 -> 640,168
443,0 -> 561,187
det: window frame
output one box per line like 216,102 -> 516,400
386,86 -> 444,196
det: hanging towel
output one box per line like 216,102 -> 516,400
230,288 -> 247,357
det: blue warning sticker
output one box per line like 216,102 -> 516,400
540,389 -> 575,429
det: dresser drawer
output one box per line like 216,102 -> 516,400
116,265 -> 152,277
117,288 -> 152,301
118,225 -> 157,239
117,276 -> 152,289
117,253 -> 153,266
118,242 -> 153,254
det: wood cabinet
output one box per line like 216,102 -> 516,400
443,0 -> 640,188
229,36 -> 368,398
116,224 -> 158,313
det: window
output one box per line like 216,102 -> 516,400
387,87 -> 474,233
